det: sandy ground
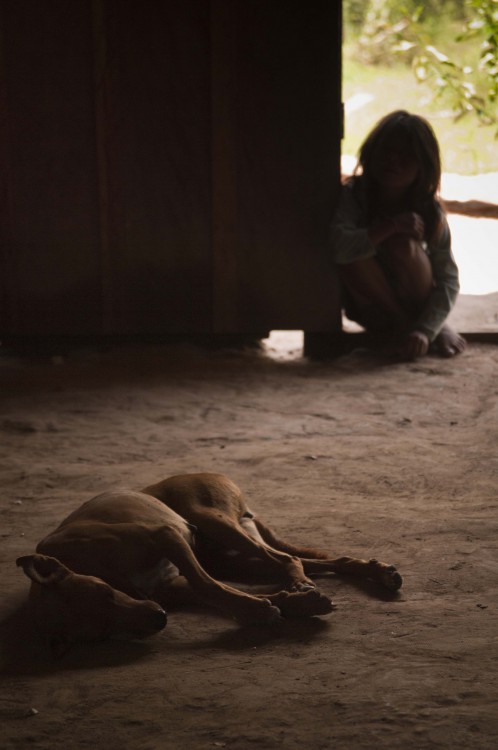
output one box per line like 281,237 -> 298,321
1,169 -> 497,750
1,331 -> 498,750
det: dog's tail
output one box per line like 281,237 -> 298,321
253,518 -> 329,560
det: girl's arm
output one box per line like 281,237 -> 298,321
412,220 -> 460,342
330,183 -> 377,264
331,183 -> 424,263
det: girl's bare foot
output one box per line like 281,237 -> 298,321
434,325 -> 466,357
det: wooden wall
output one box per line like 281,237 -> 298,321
0,0 -> 342,337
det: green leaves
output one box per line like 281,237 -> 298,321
346,0 -> 498,136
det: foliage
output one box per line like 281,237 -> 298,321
342,58 -> 498,173
345,0 -> 498,135
403,0 -> 498,132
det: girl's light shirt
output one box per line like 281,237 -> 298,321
330,180 -> 460,342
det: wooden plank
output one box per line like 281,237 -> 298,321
92,0 -> 114,334
0,0 -> 102,335
210,0 -> 240,332
99,0 -> 212,335
0,0 -> 343,338
211,0 -> 343,333
0,8 -> 16,332
442,199 -> 498,219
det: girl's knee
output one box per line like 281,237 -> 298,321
382,236 -> 432,277
383,234 -> 424,261
380,236 -> 433,305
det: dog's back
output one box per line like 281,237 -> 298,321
142,472 -> 248,523
44,490 -> 191,533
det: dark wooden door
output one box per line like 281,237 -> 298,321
0,0 -> 102,335
0,0 -> 342,337
212,1 -> 342,333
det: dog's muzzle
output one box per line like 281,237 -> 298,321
153,608 -> 168,631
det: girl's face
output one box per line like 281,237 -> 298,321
371,133 -> 419,192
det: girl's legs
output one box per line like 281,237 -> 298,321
381,236 -> 465,355
338,234 -> 430,333
338,256 -> 407,330
379,234 -> 433,314
434,325 -> 466,357
338,233 -> 464,356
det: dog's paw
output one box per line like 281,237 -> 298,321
369,559 -> 403,591
290,579 -> 316,593
261,602 -> 283,625
273,589 -> 336,618
236,599 -> 282,627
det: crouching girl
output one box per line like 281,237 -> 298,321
331,110 -> 465,359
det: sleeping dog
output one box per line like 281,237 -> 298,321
18,473 -> 402,652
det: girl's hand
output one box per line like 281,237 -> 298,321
391,212 -> 425,240
397,330 -> 430,360
369,212 -> 425,246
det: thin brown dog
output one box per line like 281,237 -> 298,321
17,473 -> 402,653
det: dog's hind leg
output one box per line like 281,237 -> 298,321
152,527 -> 281,625
300,556 -> 403,591
251,519 -> 402,591
185,509 -> 315,591
253,517 -> 329,559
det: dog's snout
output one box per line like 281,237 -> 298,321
153,608 -> 167,630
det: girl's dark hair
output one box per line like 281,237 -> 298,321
354,110 -> 444,241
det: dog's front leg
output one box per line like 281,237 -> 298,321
153,528 -> 281,625
263,589 -> 335,618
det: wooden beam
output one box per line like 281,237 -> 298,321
442,199 -> 498,220
210,0 -> 239,333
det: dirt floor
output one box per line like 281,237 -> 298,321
1,333 -> 497,750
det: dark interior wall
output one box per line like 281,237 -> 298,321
0,0 -> 213,336
0,0 -> 342,338
0,0 -> 102,334
93,0 -> 213,334
232,2 -> 341,330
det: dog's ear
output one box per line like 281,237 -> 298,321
16,554 -> 71,586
